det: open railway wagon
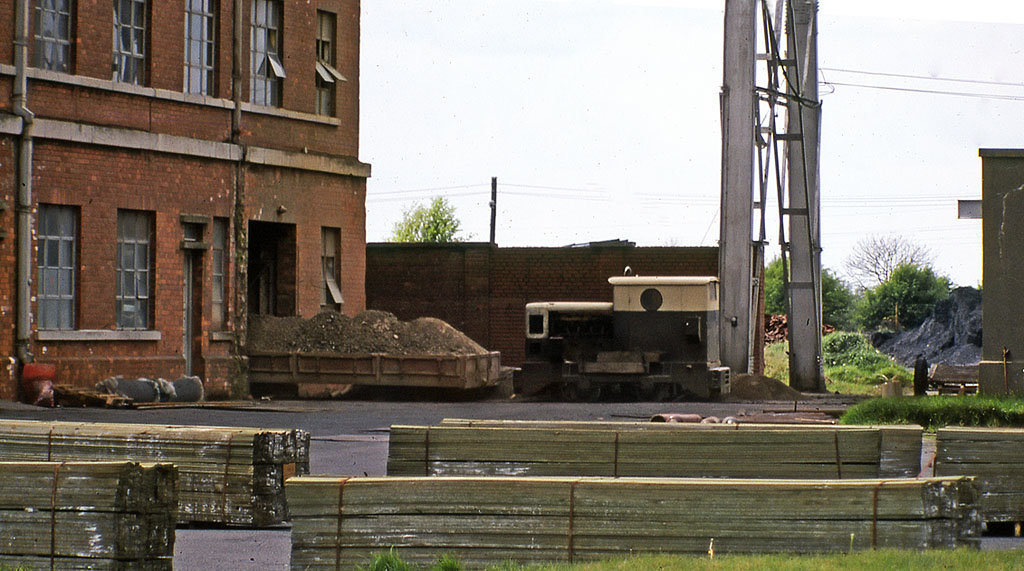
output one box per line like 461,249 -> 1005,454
246,311 -> 507,396
517,275 -> 729,401
247,351 -> 504,393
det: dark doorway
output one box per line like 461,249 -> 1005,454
248,221 -> 296,316
183,250 -> 203,376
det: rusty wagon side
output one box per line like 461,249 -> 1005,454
247,351 -> 503,390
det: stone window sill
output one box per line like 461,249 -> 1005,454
37,329 -> 162,342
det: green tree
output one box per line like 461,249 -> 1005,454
856,263 -> 950,330
764,257 -> 786,314
763,257 -> 855,330
821,270 -> 855,330
389,197 -> 463,243
844,234 -> 933,287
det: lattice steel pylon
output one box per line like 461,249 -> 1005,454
720,0 -> 823,388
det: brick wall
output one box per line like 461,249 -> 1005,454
366,243 -> 721,366
20,143 -> 367,392
30,142 -> 236,388
0,2 -> 368,398
0,136 -> 15,399
0,0 -> 361,157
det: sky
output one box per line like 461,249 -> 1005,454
360,1 -> 1024,288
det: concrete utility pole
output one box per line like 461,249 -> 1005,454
718,0 -> 758,375
490,177 -> 497,245
785,0 -> 825,391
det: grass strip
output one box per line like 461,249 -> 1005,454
357,549 -> 1024,571
840,396 -> 1024,430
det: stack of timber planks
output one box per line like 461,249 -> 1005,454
935,426 -> 1024,522
287,475 -> 980,568
0,420 -> 310,527
0,461 -> 176,569
388,422 -> 922,479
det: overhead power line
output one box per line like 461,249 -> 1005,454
822,81 -> 1024,102
369,183 -> 483,196
502,183 -> 603,194
821,67 -> 1024,89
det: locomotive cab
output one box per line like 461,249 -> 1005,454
518,275 -> 730,401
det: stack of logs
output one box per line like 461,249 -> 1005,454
764,314 -> 835,344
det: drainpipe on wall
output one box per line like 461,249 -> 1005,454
13,0 -> 36,399
229,0 -> 250,398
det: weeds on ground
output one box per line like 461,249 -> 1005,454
840,395 -> 1024,430
360,549 -> 413,571
360,550 -> 465,571
764,333 -> 911,395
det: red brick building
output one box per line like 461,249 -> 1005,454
0,0 -> 369,399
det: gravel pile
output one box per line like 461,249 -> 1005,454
727,374 -> 807,401
872,287 -> 982,367
248,310 -> 488,356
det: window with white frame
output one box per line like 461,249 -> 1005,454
315,11 -> 345,116
184,0 -> 216,95
321,227 -> 342,309
211,218 -> 228,329
113,0 -> 148,84
116,210 -> 153,329
37,204 -> 77,330
250,0 -> 283,106
33,0 -> 73,73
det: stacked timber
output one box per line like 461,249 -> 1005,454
388,422 -> 922,479
287,475 -> 980,568
0,461 -> 176,569
935,427 -> 1024,522
0,420 -> 310,527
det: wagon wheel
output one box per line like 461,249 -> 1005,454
641,383 -> 673,402
559,382 -> 602,402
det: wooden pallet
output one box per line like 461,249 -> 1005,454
53,384 -> 134,408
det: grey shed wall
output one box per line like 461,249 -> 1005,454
980,149 -> 1024,393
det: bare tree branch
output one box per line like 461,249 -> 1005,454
844,235 -> 933,287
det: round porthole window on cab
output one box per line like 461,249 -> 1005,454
640,288 -> 663,312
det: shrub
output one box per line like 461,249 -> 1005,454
822,332 -> 898,369
820,331 -> 910,387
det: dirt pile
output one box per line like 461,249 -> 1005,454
248,310 -> 488,356
764,314 -> 835,344
872,287 -> 982,367
727,374 -> 807,401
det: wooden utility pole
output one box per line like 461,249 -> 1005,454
489,177 -> 497,245
785,0 -> 825,391
718,0 -> 758,375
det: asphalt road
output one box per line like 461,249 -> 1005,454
1,397 -> 1020,568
